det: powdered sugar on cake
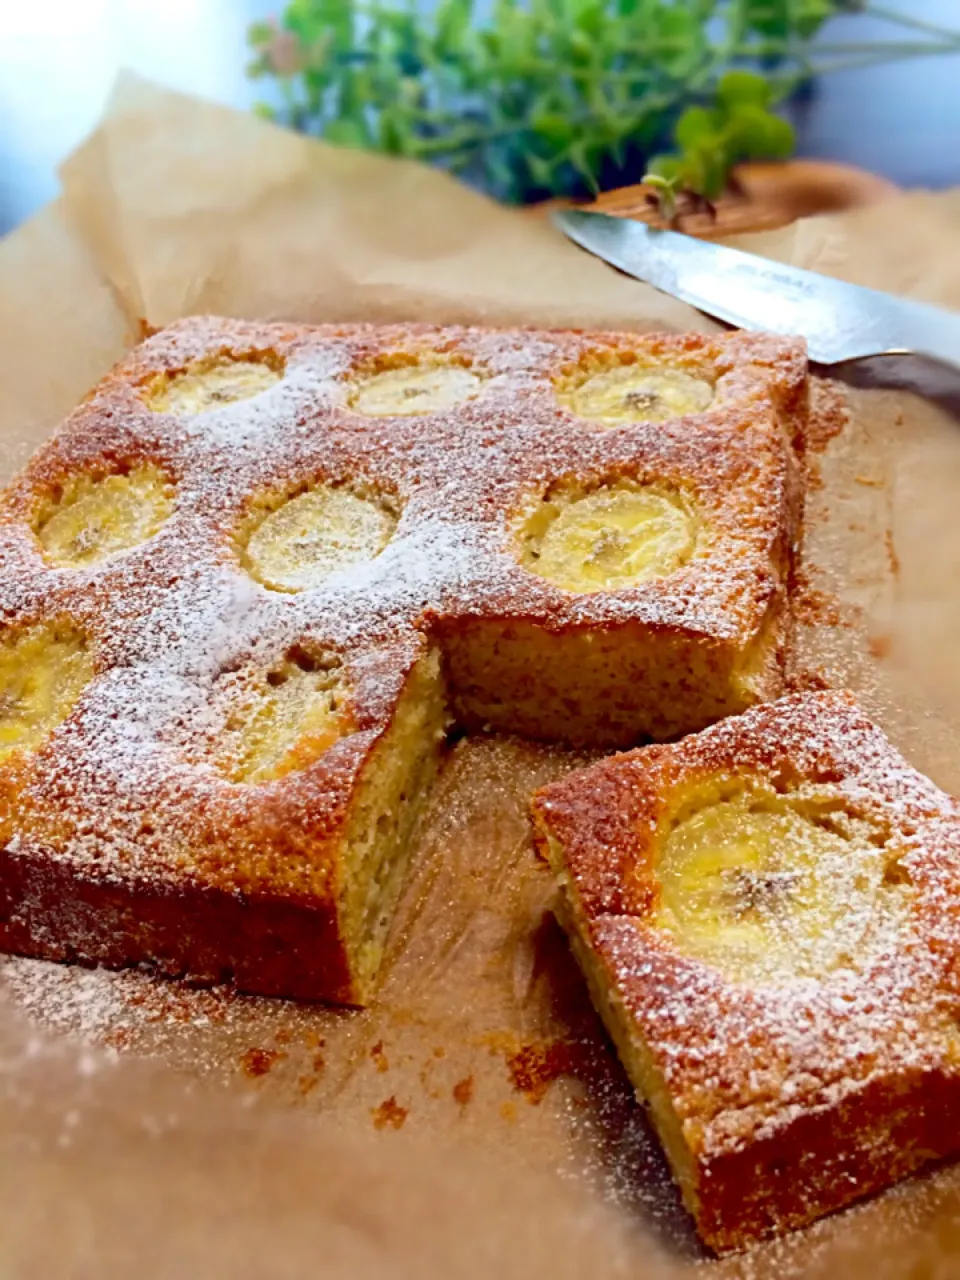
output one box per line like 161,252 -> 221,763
539,689 -> 960,1178
0,318 -> 806,898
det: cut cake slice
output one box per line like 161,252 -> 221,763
531,691 -> 960,1252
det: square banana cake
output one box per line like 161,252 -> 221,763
0,317 -> 806,1003
532,691 -> 960,1253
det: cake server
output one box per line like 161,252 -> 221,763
554,208 -> 960,374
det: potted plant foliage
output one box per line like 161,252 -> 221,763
248,1 -> 960,212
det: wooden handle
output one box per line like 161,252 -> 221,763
531,159 -> 898,240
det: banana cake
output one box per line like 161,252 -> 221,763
531,690 -> 960,1253
0,317 -> 806,1002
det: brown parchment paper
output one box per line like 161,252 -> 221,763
4,72 -> 960,1278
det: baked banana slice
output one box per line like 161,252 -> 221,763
567,366 -> 714,425
35,466 -> 174,568
0,623 -> 94,763
232,659 -> 349,785
524,485 -> 696,592
244,487 -> 397,592
146,357 -> 281,414
350,364 -> 480,416
654,788 -> 909,984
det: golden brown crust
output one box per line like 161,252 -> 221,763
531,691 -> 960,1252
0,317 -> 807,1004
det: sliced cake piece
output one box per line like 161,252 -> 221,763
531,691 -> 960,1252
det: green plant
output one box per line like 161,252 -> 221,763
248,1 -> 960,206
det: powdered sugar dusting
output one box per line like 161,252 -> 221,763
0,319 -> 815,1255
539,689 -> 960,1250
1,957 -> 161,1043
0,319 -> 804,897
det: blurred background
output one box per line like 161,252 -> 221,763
2,1 -> 960,234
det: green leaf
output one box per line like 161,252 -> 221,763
283,0 -> 340,44
677,149 -> 706,192
378,105 -> 411,154
794,0 -> 836,39
760,112 -> 795,159
248,21 -> 276,49
568,29 -> 593,61
435,0 -> 473,58
726,104 -> 795,160
641,172 -> 678,218
723,103 -> 770,153
674,106 -> 718,152
571,0 -> 606,41
531,110 -> 576,148
652,7 -> 705,78
717,70 -> 772,110
566,140 -> 599,191
644,153 -> 685,185
303,66 -> 334,102
526,152 -> 556,188
742,0 -> 790,39
323,118 -> 370,149
696,150 -> 726,199
339,68 -> 365,118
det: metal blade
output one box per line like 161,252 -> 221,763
554,209 -> 956,366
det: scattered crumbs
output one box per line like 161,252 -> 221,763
452,1075 -> 474,1106
134,317 -> 159,343
121,980 -> 237,1026
303,1030 -> 326,1050
294,1050 -> 326,1098
506,1039 -> 578,1105
786,665 -> 832,695
371,1096 -> 408,1131
104,1026 -> 133,1052
804,460 -> 824,493
868,633 -> 893,661
480,1030 -> 517,1057
240,1046 -> 285,1078
885,528 -> 900,579
793,587 -> 845,629
500,1101 -> 517,1123
806,378 -> 848,454
274,1027 -> 292,1046
370,1039 -> 389,1072
854,474 -> 884,488
791,569 -> 847,630
417,1059 -> 443,1100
